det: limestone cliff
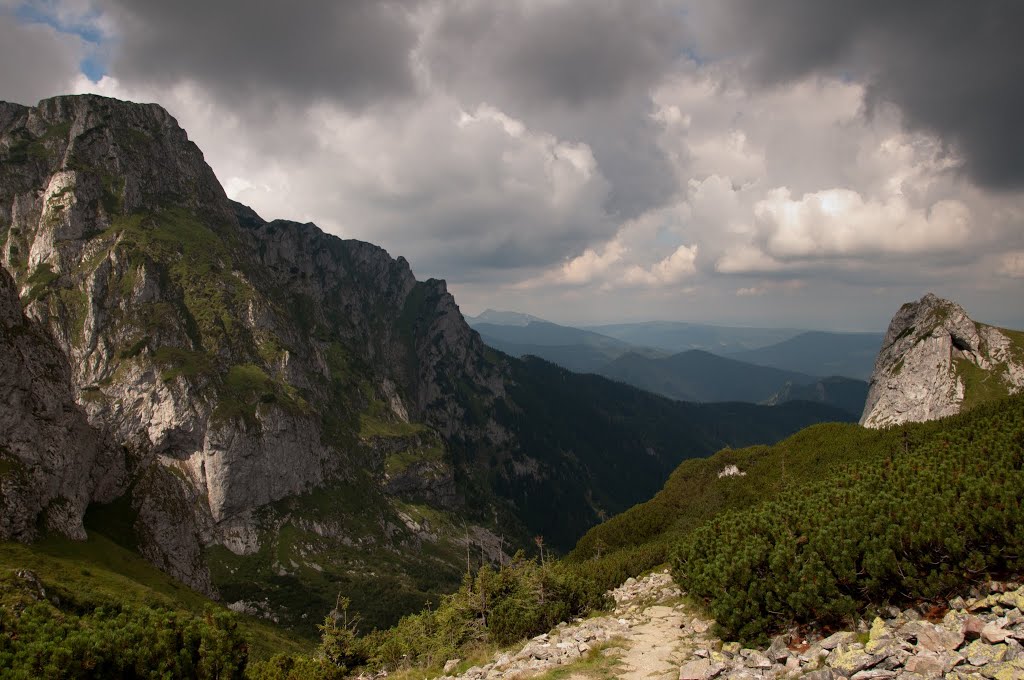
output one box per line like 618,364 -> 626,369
860,293 -> 1024,428
0,266 -> 125,541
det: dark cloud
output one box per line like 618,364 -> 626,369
422,1 -> 684,220
103,0 -> 421,108
691,0 -> 1024,190
426,1 -> 683,108
0,15 -> 82,104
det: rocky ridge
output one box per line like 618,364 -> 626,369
861,293 -> 1024,428
435,572 -> 1024,680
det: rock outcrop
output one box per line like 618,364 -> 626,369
861,293 -> 1024,428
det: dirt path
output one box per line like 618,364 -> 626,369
616,604 -> 689,680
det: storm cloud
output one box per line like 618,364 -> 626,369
689,0 -> 1024,190
103,0 -> 423,108
3,0 -> 1023,329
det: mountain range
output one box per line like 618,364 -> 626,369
467,312 -> 876,415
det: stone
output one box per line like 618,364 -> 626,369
820,631 -> 859,650
965,640 -> 1009,667
744,650 -> 773,669
443,659 -> 461,674
768,636 -> 790,662
803,670 -> 835,680
985,624 -> 1013,644
904,651 -> 948,677
851,670 -> 896,679
917,625 -> 965,652
870,617 -> 893,642
692,619 -> 712,634
722,642 -> 742,655
827,647 -> 882,676
678,658 -> 726,680
965,616 -> 988,640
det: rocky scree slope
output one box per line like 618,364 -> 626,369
861,293 -> 1024,428
0,95 -> 845,632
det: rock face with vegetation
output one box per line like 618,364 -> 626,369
861,293 -> 1024,428
0,266 -> 124,542
0,94 -> 846,633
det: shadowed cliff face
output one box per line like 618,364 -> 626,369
0,94 -> 509,601
0,94 -> 850,630
0,266 -> 125,542
861,293 -> 1024,428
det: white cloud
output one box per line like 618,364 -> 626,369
622,244 -> 698,286
755,188 -> 971,259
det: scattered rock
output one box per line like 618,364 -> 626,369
678,658 -> 725,680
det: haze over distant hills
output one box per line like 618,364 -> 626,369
582,320 -> 803,355
466,311 -> 872,415
727,330 -> 883,380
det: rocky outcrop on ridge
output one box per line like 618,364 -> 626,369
437,572 -> 1024,680
861,293 -> 1024,428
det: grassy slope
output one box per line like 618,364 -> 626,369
563,404 -> 958,591
0,534 -> 312,660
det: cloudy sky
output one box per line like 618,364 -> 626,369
3,0 -> 1023,330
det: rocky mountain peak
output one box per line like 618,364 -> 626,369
860,293 -> 1024,428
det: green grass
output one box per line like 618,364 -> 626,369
530,639 -> 626,680
0,534 -> 311,660
954,356 -> 1010,412
24,263 -> 59,302
153,345 -> 215,381
108,208 -> 255,351
359,413 -> 427,438
205,476 -> 468,638
564,415 -> 950,593
213,363 -> 308,423
386,444 -> 445,475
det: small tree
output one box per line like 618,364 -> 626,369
319,595 -> 362,672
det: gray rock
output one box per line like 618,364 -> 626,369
678,658 -> 726,680
916,624 -> 964,652
821,631 -> 860,650
744,650 -> 773,669
860,293 -> 1024,428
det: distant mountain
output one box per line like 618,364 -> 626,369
467,308 -> 547,326
598,350 -> 816,403
586,321 -> 802,354
727,331 -> 883,380
471,320 -> 662,373
765,376 -> 869,417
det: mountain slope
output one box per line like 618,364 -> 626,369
727,330 -> 883,380
861,293 -> 1024,428
0,94 -> 849,634
598,349 -> 816,403
764,375 -> 869,416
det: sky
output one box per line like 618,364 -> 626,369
2,0 -> 1023,331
